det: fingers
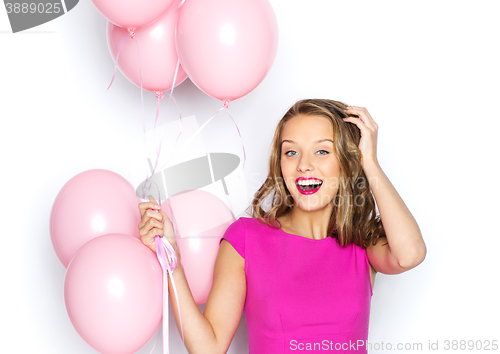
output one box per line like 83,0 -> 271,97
342,115 -> 369,131
139,218 -> 164,254
139,215 -> 164,235
159,209 -> 176,238
158,208 -> 171,224
141,227 -> 165,240
138,196 -> 176,254
344,106 -> 378,130
342,106 -> 379,161
141,231 -> 159,252
138,195 -> 161,217
138,208 -> 163,228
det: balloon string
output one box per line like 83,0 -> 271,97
134,36 -> 145,139
154,93 -> 183,172
223,105 -> 246,171
148,104 -> 184,354
106,30 -> 186,353
165,238 -> 183,342
143,58 -> 183,199
138,98 -> 183,199
105,32 -> 154,200
154,101 -> 246,175
107,33 -> 128,90
158,59 -> 182,163
153,91 -> 164,160
149,327 -> 161,354
130,35 -> 154,198
152,197 -> 184,354
145,91 -> 163,193
150,59 -> 183,178
155,106 -> 225,173
155,235 -> 184,354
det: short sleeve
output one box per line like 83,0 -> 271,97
219,217 -> 245,259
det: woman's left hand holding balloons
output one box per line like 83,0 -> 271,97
138,196 -> 180,262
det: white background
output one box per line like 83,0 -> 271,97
1,0 -> 499,353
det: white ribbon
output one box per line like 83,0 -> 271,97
154,236 -> 184,354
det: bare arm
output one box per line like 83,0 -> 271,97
364,159 -> 426,274
138,197 -> 246,354
343,107 -> 426,274
167,240 -> 246,354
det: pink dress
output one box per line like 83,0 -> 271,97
219,217 -> 373,353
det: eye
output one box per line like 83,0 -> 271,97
317,150 -> 329,155
284,150 -> 297,156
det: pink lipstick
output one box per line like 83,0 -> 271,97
295,177 -> 323,195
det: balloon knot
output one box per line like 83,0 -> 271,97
223,100 -> 230,108
155,91 -> 164,99
128,28 -> 136,39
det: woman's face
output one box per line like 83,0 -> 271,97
280,114 -> 341,212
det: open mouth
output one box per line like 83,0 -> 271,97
295,179 -> 323,194
297,181 -> 323,191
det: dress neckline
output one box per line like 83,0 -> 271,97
274,219 -> 331,242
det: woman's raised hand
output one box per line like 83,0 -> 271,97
342,106 -> 379,166
138,196 -> 180,262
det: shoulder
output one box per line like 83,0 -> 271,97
219,216 -> 266,241
223,216 -> 255,233
222,216 -> 281,240
219,218 -> 249,261
224,216 -> 252,234
218,217 -> 273,264
221,217 -> 279,245
232,216 -> 275,231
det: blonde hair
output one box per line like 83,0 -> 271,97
246,99 -> 385,248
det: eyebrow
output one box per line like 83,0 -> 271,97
281,139 -> 334,145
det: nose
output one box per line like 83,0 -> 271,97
297,154 -> 314,172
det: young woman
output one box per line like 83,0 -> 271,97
138,99 -> 426,354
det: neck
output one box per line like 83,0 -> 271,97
285,203 -> 334,240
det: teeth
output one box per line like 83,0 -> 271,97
297,179 -> 322,186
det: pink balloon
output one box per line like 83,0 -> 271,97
65,234 -> 162,354
107,4 -> 188,93
90,0 -> 175,31
163,190 -> 235,304
50,169 -> 141,268
176,0 -> 279,103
